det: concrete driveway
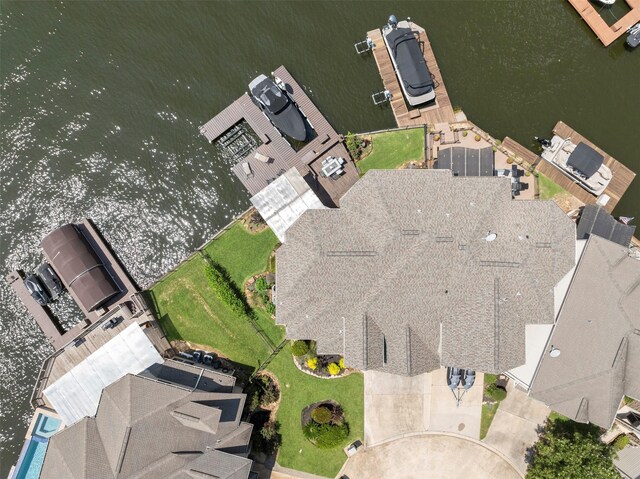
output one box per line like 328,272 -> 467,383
483,381 -> 550,474
341,434 -> 522,479
364,368 -> 483,445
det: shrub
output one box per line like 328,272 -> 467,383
303,422 -> 349,449
486,383 -> 507,402
474,134 -> 481,142
292,340 -> 309,357
525,170 -> 531,177
261,421 -> 278,440
255,277 -> 268,293
613,434 -> 630,451
261,384 -> 279,406
339,357 -> 345,369
265,302 -> 276,315
249,392 -> 260,413
205,262 -> 249,319
434,133 -> 441,141
307,357 -> 318,370
462,130 -> 468,137
346,132 -> 363,160
327,363 -> 341,376
311,406 -> 332,424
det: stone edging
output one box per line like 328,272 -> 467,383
337,431 -> 525,479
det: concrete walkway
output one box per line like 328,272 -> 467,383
341,434 -> 522,479
364,368 -> 483,445
483,382 -> 550,474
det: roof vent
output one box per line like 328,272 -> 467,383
485,232 -> 497,242
549,346 -> 561,358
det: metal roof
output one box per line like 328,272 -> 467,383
437,147 -> 494,177
43,322 -> 163,426
577,204 -> 635,247
250,167 -> 326,242
276,170 -> 576,376
41,224 -> 120,311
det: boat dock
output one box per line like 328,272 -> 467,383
6,219 -> 148,351
367,21 -> 456,127
200,66 -> 359,207
568,0 -> 640,46
501,122 -> 636,214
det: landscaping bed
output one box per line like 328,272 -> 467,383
480,374 -> 508,440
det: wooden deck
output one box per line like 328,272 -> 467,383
504,122 -> 636,214
201,66 -> 359,206
367,22 -> 456,127
568,0 -> 640,46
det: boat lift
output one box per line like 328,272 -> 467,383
372,89 -> 392,105
354,37 -> 374,54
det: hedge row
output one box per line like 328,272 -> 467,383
205,262 -> 251,320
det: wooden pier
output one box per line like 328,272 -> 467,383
201,66 -> 359,207
367,22 -> 456,127
502,122 -> 636,214
568,0 -> 640,46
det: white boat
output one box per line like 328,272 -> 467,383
594,0 -> 615,6
540,135 -> 612,196
382,15 -> 436,106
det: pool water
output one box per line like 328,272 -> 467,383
32,414 -> 61,439
13,440 -> 47,479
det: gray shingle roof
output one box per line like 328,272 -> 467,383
40,374 -> 252,479
276,170 -> 576,375
530,235 -> 640,429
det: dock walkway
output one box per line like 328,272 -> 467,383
568,0 -> 640,47
367,22 -> 456,127
201,66 -> 359,206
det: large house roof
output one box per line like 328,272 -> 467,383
530,235 -> 640,429
40,374 -> 252,479
275,170 -> 576,375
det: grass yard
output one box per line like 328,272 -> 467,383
267,345 -> 364,477
538,173 -> 565,200
149,220 -> 364,477
480,401 -> 500,440
357,128 -> 424,174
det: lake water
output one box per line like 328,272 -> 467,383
1,1 -> 638,473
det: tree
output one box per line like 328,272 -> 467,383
526,418 -> 618,479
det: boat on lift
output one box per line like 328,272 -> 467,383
594,0 -> 616,6
382,15 -> 436,106
249,74 -> 307,142
539,135 -> 612,196
627,23 -> 640,49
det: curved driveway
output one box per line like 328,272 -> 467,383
340,434 -> 522,479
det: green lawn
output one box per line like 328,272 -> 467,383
538,173 -> 565,200
268,345 -> 364,477
357,128 -> 424,174
480,402 -> 500,440
149,221 -> 364,478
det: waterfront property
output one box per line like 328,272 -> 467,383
275,169 -> 576,376
367,20 -> 456,126
39,373 -> 253,478
201,66 -> 359,207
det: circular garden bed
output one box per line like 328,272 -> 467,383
301,400 -> 349,449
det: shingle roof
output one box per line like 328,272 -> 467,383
530,236 -> 640,429
576,204 -> 635,247
40,374 -> 252,479
275,170 -> 576,375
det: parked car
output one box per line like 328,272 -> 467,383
23,274 -> 50,306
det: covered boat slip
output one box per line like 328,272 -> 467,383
201,66 -> 359,206
567,142 -> 604,179
384,26 -> 435,100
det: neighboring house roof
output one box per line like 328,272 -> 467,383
41,224 -> 120,311
40,374 -> 252,479
530,236 -> 640,429
275,170 -> 575,375
43,322 -> 164,426
250,167 -> 326,242
577,204 -> 635,247
615,443 -> 640,479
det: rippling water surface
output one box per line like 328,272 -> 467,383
1,1 -> 638,473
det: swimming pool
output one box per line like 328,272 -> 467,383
11,412 -> 62,479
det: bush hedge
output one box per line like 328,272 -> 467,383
205,262 -> 249,319
303,422 -> 349,449
292,340 -> 309,357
